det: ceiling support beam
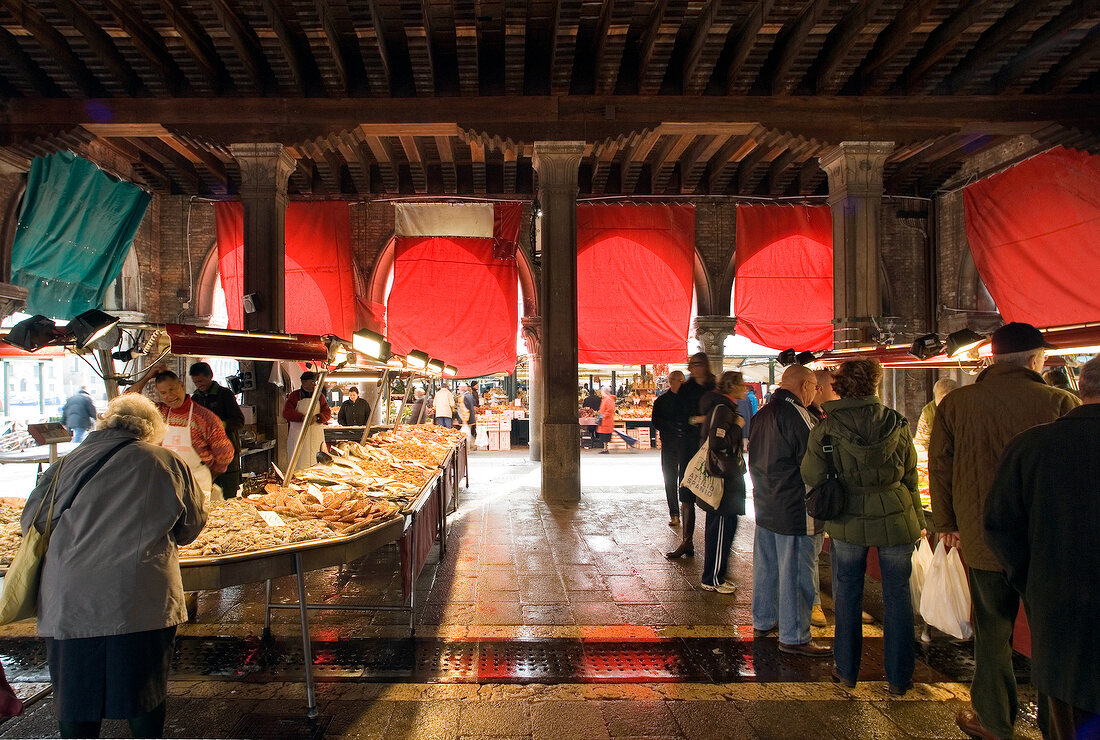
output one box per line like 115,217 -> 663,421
0,0 -> 107,97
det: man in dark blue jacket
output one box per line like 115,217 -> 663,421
651,371 -> 684,526
747,364 -> 831,657
61,388 -> 97,443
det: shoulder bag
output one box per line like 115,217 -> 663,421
805,433 -> 847,521
0,438 -> 134,625
680,407 -> 724,511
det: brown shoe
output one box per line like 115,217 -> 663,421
861,610 -> 875,624
752,626 -> 777,638
954,709 -> 1010,740
777,640 -> 833,657
811,604 -> 828,627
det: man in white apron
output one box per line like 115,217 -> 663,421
130,366 -> 236,499
282,371 -> 331,465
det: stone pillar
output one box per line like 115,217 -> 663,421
229,143 -> 296,333
533,142 -> 584,502
693,315 -> 738,375
230,143 -> 296,444
819,141 -> 894,348
521,316 -> 544,462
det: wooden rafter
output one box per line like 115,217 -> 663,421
852,0 -> 937,94
683,0 -> 742,95
257,0 -> 315,95
640,0 -> 680,95
505,0 -> 528,95
155,0 -> 231,94
736,136 -> 781,193
158,133 -> 229,186
398,135 -> 427,193
435,135 -> 457,193
679,135 -> 725,194
708,134 -> 759,193
310,0 -> 351,95
0,0 -> 107,97
551,0 -> 583,94
402,0 -> 435,96
724,0 -> 776,94
354,0 -> 391,95
469,138 -> 487,194
47,0 -> 147,96
208,0 -> 276,94
360,130 -> 399,191
934,0 -> 1055,95
767,0 -> 831,95
917,134 -> 999,190
590,137 -> 622,194
0,25 -> 63,97
330,131 -> 370,193
503,144 -> 520,193
453,0 -> 479,96
594,0 -> 633,95
651,134 -> 696,193
885,132 -> 987,190
621,130 -> 660,193
1028,20 -> 1100,93
990,0 -> 1100,93
97,0 -> 188,95
123,136 -> 200,193
811,0 -> 888,95
890,0 -> 993,95
798,157 -> 824,194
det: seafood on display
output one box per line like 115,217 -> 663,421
178,498 -> 342,558
0,499 -> 24,567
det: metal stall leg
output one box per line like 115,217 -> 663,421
409,513 -> 416,638
262,579 -> 273,641
293,554 -> 318,718
439,480 -> 447,558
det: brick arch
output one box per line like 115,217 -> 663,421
0,178 -> 26,284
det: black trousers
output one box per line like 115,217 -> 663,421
660,444 -> 680,518
702,512 -> 738,587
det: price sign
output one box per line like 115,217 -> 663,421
258,510 -> 287,528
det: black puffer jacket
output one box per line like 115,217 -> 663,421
699,391 -> 746,516
747,388 -> 817,535
676,377 -> 715,456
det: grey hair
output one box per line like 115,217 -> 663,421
993,348 -> 1044,367
1079,355 -> 1100,400
97,393 -> 166,444
716,370 -> 745,394
933,378 -> 959,404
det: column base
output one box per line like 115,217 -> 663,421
541,421 -> 580,501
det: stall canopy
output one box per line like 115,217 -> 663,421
576,204 -> 695,364
963,147 -> 1100,327
215,202 -> 362,339
734,204 -> 833,351
386,202 -> 522,377
11,152 -> 150,318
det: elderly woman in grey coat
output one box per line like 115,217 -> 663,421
21,393 -> 206,738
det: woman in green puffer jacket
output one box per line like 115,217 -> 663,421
801,359 -> 925,696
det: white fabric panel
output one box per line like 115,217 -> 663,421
394,203 -> 494,238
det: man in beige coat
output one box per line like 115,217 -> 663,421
930,322 -> 1079,740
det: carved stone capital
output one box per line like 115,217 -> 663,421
819,141 -> 895,200
693,315 -> 738,352
532,141 -> 585,188
521,315 -> 542,356
229,143 -> 296,196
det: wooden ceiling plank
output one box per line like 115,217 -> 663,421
0,0 -> 107,97
595,0 -> 634,95
453,0 -> 479,96
1028,18 -> 1100,93
99,0 -> 188,95
763,145 -> 800,194
47,0 -> 147,95
812,0 -> 888,95
358,0 -> 392,95
590,137 -> 620,194
679,134 -> 723,192
155,0 -> 230,94
434,135 -> 457,192
402,1 -> 435,97
891,0 -> 993,95
361,130 -> 399,191
734,132 -> 777,193
652,133 -> 695,192
0,25 -> 64,97
399,134 -> 427,192
683,0 -> 741,95
208,0 -> 276,94
312,0 -> 350,95
853,0 -> 937,94
505,0 -> 528,96
469,138 -> 486,195
258,0 -> 314,95
768,0 -> 831,95
640,0 -> 678,94
125,136 -> 200,193
621,129 -> 659,193
708,134 -> 756,193
991,0 -> 1100,93
935,0 -> 1057,95
164,135 -> 228,184
724,0 -> 776,94
331,132 -> 371,193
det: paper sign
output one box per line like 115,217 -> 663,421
258,510 -> 287,528
306,485 -> 325,505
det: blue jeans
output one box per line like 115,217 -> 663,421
71,428 -> 88,443
434,417 -> 453,428
831,539 -> 915,688
751,526 -> 816,645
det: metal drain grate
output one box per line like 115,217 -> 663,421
228,713 -> 331,739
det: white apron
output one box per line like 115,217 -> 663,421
288,395 -> 326,467
163,402 -> 213,497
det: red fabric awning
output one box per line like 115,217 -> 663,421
386,203 -> 522,377
734,204 -> 834,351
963,147 -> 1100,327
214,202 -> 362,339
576,204 -> 695,364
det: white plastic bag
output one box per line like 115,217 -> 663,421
919,540 -> 973,639
475,425 -> 489,449
680,441 -> 723,510
910,537 -> 934,612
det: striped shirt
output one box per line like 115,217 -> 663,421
155,396 -> 236,475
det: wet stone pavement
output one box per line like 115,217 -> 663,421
0,450 -> 1042,739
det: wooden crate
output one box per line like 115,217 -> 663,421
634,427 -> 651,449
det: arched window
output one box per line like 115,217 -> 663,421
195,243 -> 228,328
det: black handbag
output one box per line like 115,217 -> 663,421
805,434 -> 846,520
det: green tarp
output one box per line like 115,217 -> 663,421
11,152 -> 150,318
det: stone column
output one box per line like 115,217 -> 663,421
521,316 -> 543,461
230,143 -> 296,445
819,142 -> 894,348
693,315 -> 738,375
229,143 -> 296,333
533,142 -> 584,502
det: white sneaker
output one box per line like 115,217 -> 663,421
701,581 -> 737,595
